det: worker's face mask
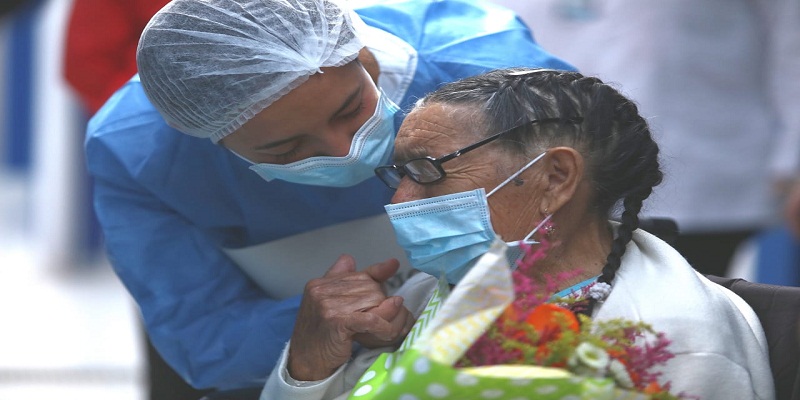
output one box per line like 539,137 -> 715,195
384,152 -> 550,285
246,91 -> 400,187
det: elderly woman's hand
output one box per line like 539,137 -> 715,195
287,255 -> 414,381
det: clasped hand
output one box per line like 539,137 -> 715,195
287,255 -> 414,381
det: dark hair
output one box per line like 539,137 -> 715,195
420,68 -> 663,316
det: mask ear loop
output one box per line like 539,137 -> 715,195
487,151 -> 547,197
486,151 -> 549,245
227,148 -> 256,165
503,213 -> 552,256
521,213 -> 552,244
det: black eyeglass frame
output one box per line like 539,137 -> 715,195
374,117 -> 582,189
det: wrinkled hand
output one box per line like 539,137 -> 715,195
287,255 -> 414,381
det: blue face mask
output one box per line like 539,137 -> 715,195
246,90 -> 400,187
385,152 -> 550,285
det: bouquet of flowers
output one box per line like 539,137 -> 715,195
347,238 -> 692,400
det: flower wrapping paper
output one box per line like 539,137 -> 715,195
348,240 -> 651,400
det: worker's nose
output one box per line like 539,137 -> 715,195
325,131 -> 355,157
320,126 -> 356,157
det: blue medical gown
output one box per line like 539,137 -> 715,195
85,0 -> 574,389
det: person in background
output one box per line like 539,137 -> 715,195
489,0 -> 800,278
64,0 -> 170,114
265,67 -> 774,400
85,0 -> 573,391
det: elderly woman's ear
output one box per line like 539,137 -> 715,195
539,147 -> 584,215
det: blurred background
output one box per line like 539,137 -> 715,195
1,0 -> 797,399
0,0 -> 145,399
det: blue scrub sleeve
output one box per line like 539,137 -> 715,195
87,137 -> 298,390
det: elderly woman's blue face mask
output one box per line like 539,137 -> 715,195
383,150 -> 551,285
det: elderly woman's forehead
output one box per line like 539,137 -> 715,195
394,105 -> 483,162
398,104 -> 477,141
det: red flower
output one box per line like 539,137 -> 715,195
644,381 -> 667,394
524,304 -> 579,343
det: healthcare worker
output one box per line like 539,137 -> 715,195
85,0 -> 574,390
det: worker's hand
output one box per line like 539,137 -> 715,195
287,255 -> 412,381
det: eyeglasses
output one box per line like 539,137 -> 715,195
374,117 -> 582,189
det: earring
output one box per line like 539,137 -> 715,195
542,208 -> 555,236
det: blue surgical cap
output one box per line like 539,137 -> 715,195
137,0 -> 366,142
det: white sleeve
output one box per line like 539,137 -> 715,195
261,342 -> 348,400
662,353 -> 772,400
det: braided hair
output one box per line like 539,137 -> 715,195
420,68 -> 663,316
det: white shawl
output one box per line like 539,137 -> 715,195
262,228 -> 775,400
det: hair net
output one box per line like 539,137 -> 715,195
137,0 -> 366,142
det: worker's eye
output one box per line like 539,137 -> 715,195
339,102 -> 365,120
271,147 -> 302,164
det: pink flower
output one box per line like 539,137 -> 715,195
455,222 -> 688,399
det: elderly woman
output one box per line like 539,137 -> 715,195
263,69 -> 775,400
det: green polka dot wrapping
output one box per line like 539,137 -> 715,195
349,349 -> 649,400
